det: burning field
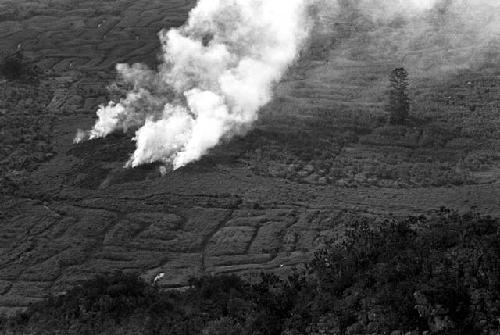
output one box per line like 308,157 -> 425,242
0,0 -> 500,322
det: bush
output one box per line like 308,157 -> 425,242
388,67 -> 410,124
0,51 -> 40,81
0,51 -> 24,80
202,317 -> 243,335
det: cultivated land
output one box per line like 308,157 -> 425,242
1,0 -> 499,315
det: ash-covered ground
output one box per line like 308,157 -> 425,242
0,0 -> 500,318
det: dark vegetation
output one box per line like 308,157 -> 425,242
0,51 -> 24,80
0,66 -> 54,196
2,209 -> 500,335
388,67 -> 410,124
0,51 -> 40,81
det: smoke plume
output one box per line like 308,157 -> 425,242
76,0 -> 500,170
75,0 -> 310,170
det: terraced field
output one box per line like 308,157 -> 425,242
0,0 -> 194,71
1,0 -> 499,315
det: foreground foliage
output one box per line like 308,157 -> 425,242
2,209 -> 500,335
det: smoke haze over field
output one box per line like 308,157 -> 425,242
316,0 -> 500,75
76,0 -> 500,169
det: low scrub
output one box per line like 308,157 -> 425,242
0,51 -> 40,81
0,52 -> 24,80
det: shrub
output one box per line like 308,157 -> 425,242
202,317 -> 243,335
0,51 -> 24,80
388,67 -> 410,124
0,51 -> 40,81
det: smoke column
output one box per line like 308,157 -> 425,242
75,0 -> 310,170
76,0 -> 500,169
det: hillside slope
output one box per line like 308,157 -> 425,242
1,0 -> 499,315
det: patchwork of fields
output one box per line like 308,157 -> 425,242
0,0 -> 499,315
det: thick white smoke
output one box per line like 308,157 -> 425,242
76,0 -> 500,169
75,0 -> 310,170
